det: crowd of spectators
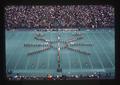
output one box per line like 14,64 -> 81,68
7,72 -> 113,80
5,5 -> 114,29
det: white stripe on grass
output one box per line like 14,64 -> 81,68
76,53 -> 82,70
47,50 -> 50,73
106,32 -> 115,58
91,33 -> 105,72
86,34 -> 94,70
66,33 -> 72,73
107,31 -> 114,39
14,53 -> 26,70
14,55 -> 21,70
25,58 -> 30,70
5,42 -> 12,67
67,51 -> 72,73
25,34 -> 31,70
6,48 -> 17,68
88,55 -> 93,69
107,32 -> 115,51
6,33 -> 20,67
98,32 -> 114,67
35,54 -> 40,70
14,33 -> 27,70
35,35 -> 40,70
97,33 -> 114,67
25,32 -> 34,70
102,30 -> 114,40
99,32 -> 114,65
108,30 -> 114,38
100,32 -> 113,52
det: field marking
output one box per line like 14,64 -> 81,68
108,30 -> 114,38
25,33 -> 34,70
98,32 -> 114,67
13,55 -> 21,70
106,32 -> 115,51
6,35 -> 17,66
65,33 -> 72,73
12,69 -> 106,75
107,31 -> 114,39
67,52 -> 71,73
88,56 -> 93,69
97,33 -> 114,68
35,53 -> 40,70
101,33 -> 114,52
14,33 -> 28,70
76,53 -> 82,70
6,33 -> 22,69
35,37 -> 41,70
25,58 -> 29,70
91,33 -> 105,71
106,32 -> 115,59
47,50 -> 50,73
99,32 -> 114,65
86,34 -> 94,70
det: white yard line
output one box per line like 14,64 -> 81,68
6,49 -> 16,67
25,33 -> 34,70
91,33 -> 105,72
6,34 -> 20,67
107,31 -> 114,39
106,31 -> 114,40
14,33 -> 27,70
68,52 -> 72,73
100,33 -> 113,52
86,34 -> 94,70
35,53 -> 40,70
88,55 -> 93,69
108,31 -> 114,38
99,33 -> 114,65
14,55 -> 21,70
97,33 -> 114,67
77,53 -> 82,70
47,52 -> 50,73
25,58 -> 29,70
66,33 -> 72,73
34,36 -> 41,70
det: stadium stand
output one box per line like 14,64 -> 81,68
5,5 -> 114,29
7,72 -> 113,80
5,5 -> 114,80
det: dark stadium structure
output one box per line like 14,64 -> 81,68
5,5 -> 115,80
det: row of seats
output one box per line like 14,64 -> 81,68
7,72 -> 113,80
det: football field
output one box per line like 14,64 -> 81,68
5,28 -> 115,78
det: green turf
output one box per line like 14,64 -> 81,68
5,29 -> 115,78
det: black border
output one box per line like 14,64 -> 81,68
0,0 -> 119,85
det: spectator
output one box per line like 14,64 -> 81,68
5,5 -> 114,29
